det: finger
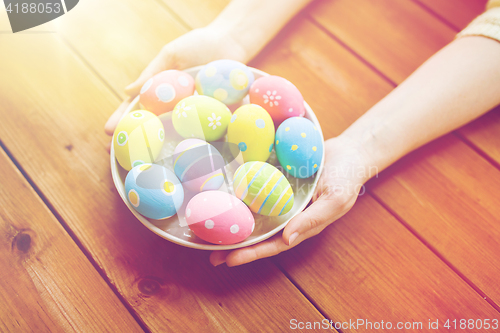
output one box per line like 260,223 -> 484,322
209,250 -> 231,267
224,233 -> 288,267
106,141 -> 111,154
104,97 -> 134,136
282,195 -> 348,246
125,49 -> 172,96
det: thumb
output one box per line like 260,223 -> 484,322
125,48 -> 174,96
282,195 -> 347,246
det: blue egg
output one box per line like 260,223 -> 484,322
195,59 -> 255,105
125,164 -> 184,219
275,117 -> 323,179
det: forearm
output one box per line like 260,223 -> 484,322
342,36 -> 500,181
208,0 -> 313,62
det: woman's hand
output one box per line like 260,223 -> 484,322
210,135 -> 375,266
104,26 -> 246,138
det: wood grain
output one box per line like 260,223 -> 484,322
368,135 -> 500,303
0,31 -> 330,332
276,195 -> 500,332
305,0 -> 500,306
413,0 -> 488,30
248,17 -> 500,329
56,0 -> 188,98
308,0 -> 456,83
0,149 -> 142,332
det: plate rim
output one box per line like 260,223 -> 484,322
110,65 -> 326,250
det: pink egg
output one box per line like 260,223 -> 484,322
249,76 -> 305,126
186,191 -> 255,245
139,70 -> 195,116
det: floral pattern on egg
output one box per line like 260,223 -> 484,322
172,95 -> 231,141
249,76 -> 305,126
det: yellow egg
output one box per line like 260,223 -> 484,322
227,104 -> 275,162
113,110 -> 164,171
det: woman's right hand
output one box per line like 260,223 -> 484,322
104,26 -> 247,142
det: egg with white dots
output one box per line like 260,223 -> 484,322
113,110 -> 164,171
249,75 -> 305,126
233,161 -> 294,216
173,139 -> 225,193
227,104 -> 275,163
195,59 -> 254,105
275,117 -> 323,179
125,164 -> 184,220
186,191 -> 255,245
139,70 -> 195,116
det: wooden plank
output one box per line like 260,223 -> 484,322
459,106 -> 500,165
413,0 -> 488,30
276,195 -> 500,332
249,18 -> 500,328
308,0 -> 456,83
368,135 -> 500,303
0,150 -> 142,332
56,0 -> 188,98
0,32 -> 330,332
308,0 -> 500,170
306,1 -> 500,303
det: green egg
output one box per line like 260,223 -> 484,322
172,95 -> 231,142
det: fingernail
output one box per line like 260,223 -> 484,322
212,259 -> 226,267
288,232 -> 299,246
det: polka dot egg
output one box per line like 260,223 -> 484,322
173,139 -> 225,193
139,70 -> 195,116
233,161 -> 294,216
172,95 -> 231,142
227,104 -> 275,163
249,75 -> 305,126
125,164 -> 184,220
186,191 -> 255,245
275,117 -> 323,179
113,110 -> 164,171
195,59 -> 254,105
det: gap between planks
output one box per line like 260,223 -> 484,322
304,2 -> 500,315
0,140 -> 151,333
2,11 -> 338,332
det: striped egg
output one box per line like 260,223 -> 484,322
125,164 -> 184,220
232,161 -> 294,216
113,110 -> 164,171
173,139 -> 225,193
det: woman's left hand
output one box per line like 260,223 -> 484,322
210,135 -> 373,266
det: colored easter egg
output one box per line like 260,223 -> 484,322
249,76 -> 305,126
195,59 -> 254,105
186,191 -> 255,244
173,139 -> 225,193
114,110 -> 164,171
232,161 -> 294,216
275,117 -> 323,179
172,95 -> 231,141
227,104 -> 275,162
139,70 -> 195,116
125,164 -> 184,220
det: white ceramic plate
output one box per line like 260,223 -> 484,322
110,66 -> 325,250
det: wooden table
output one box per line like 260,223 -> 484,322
1,0 -> 499,331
